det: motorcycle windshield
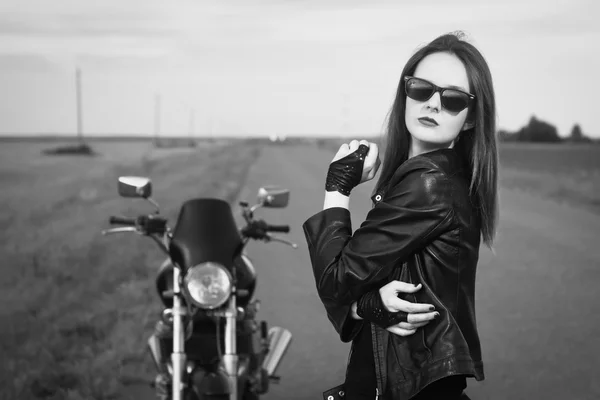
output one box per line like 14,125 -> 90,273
169,198 -> 243,270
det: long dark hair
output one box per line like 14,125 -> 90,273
375,31 -> 499,247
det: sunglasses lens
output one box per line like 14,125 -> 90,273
406,77 -> 471,113
406,78 -> 434,102
441,90 -> 470,113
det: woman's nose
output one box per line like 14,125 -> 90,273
425,91 -> 441,111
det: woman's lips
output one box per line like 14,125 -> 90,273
418,117 -> 438,127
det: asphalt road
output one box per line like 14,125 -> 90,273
237,145 -> 600,400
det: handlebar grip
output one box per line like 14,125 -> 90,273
109,216 -> 136,226
267,224 -> 289,233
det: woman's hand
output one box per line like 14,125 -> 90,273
380,280 -> 439,337
325,139 -> 381,197
322,139 -> 381,209
385,313 -> 438,337
350,280 -> 439,337
331,139 -> 381,185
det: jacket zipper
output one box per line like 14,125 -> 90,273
371,199 -> 384,400
372,323 -> 384,397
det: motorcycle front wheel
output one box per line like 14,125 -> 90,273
243,390 -> 260,400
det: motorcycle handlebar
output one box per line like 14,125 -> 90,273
241,220 -> 290,240
109,216 -> 136,226
266,224 -> 289,233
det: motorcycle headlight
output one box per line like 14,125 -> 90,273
183,262 -> 232,309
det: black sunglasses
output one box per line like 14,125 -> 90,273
404,76 -> 475,113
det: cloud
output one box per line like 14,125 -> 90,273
0,0 -> 177,68
0,13 -> 176,38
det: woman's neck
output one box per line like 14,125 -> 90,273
408,138 -> 454,159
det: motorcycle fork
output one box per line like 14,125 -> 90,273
172,266 -> 186,400
223,291 -> 238,400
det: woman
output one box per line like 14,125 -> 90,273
303,31 -> 498,400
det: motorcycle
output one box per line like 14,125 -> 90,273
102,176 -> 296,400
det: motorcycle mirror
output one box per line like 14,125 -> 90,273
118,176 -> 153,198
257,186 -> 289,208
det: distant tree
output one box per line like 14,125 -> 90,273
498,129 -> 518,142
515,115 -> 562,143
570,124 -> 583,139
567,124 -> 591,142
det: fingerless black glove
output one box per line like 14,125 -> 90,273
325,144 -> 369,196
356,289 -> 408,328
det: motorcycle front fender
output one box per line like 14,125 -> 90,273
190,367 -> 230,397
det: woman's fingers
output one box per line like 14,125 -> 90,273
387,297 -> 435,314
366,143 -> 380,180
387,312 -> 439,336
396,321 -> 429,330
338,143 -> 349,153
386,311 -> 440,336
364,142 -> 378,167
331,140 -> 370,163
386,280 -> 422,294
386,325 -> 416,337
379,280 -> 434,313
361,142 -> 379,182
406,311 -> 439,324
332,143 -> 350,162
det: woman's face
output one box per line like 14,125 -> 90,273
404,52 -> 473,152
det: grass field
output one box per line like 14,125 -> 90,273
498,142 -> 600,214
1,139 -> 598,399
0,140 -> 261,400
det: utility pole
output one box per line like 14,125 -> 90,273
188,108 -> 196,147
76,67 -> 84,144
154,93 -> 161,146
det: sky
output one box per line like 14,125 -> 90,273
0,0 -> 598,138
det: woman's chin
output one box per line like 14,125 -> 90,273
410,133 -> 456,149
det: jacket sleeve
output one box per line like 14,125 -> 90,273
303,160 -> 455,317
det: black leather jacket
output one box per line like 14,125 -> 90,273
303,148 -> 484,399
